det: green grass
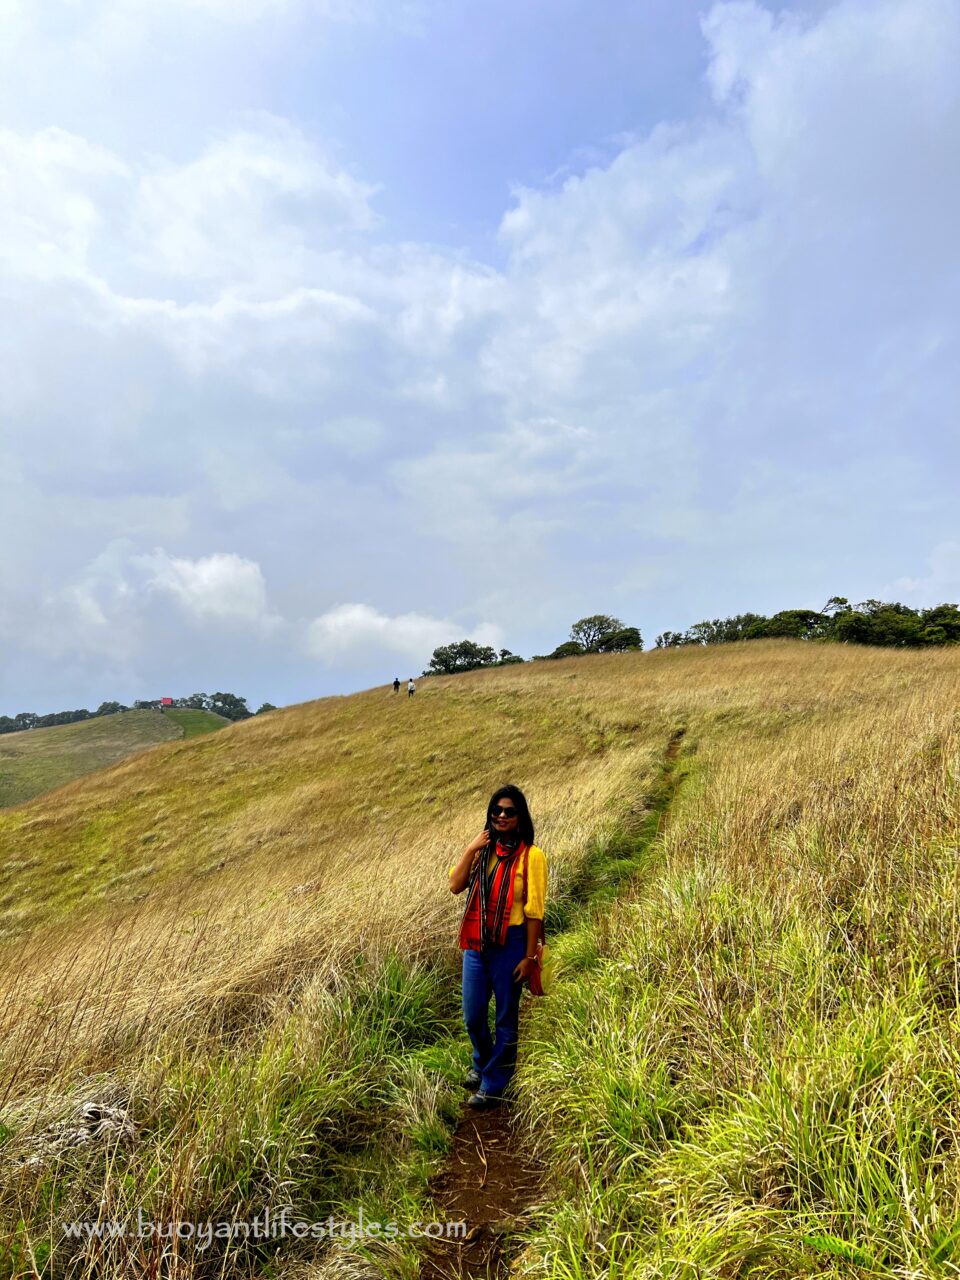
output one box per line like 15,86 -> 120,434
161,708 -> 230,739
0,709 -> 229,810
511,776 -> 960,1277
0,712 -> 182,809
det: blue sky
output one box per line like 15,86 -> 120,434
1,0 -> 957,714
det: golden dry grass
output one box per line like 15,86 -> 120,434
2,640 -> 957,1102
0,651 -> 673,1103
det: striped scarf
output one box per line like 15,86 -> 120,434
457,837 -> 527,952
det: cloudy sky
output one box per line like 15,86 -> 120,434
2,0 -> 957,714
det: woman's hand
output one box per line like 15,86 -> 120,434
513,956 -> 537,983
449,829 -> 490,893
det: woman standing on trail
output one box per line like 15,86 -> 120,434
448,785 -> 547,1110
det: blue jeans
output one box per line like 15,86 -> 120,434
461,923 -> 527,1097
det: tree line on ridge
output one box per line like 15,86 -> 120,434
0,691 -> 276,736
425,597 -> 960,674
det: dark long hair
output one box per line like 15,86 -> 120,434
485,784 -> 535,847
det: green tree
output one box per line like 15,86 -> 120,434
596,626 -> 643,652
570,615 -> 624,651
658,614 -> 766,647
497,650 -> 525,665
96,701 -> 128,716
178,693 -> 209,710
843,602 -> 920,646
546,640 -> 586,659
822,596 -> 851,617
37,709 -> 92,727
713,613 -> 769,641
754,609 -> 829,641
654,630 -> 689,649
686,620 -> 724,645
427,640 -> 499,675
209,692 -> 252,720
918,603 -> 960,644
255,702 -> 278,714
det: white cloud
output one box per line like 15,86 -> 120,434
33,541 -> 146,662
136,550 -> 281,629
0,0 -> 428,144
2,0 -> 959,710
0,126 -> 129,282
478,0 -> 960,547
391,416 -> 601,565
305,603 -> 502,666
28,546 -> 281,668
131,122 -> 379,285
0,119 -> 381,296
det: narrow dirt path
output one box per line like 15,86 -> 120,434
657,727 -> 685,824
418,728 -> 687,1280
418,1100 -> 544,1279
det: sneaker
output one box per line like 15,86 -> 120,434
466,1091 -> 502,1110
462,1069 -> 482,1090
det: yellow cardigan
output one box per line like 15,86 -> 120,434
449,844 -> 547,926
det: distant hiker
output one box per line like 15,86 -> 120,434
393,677 -> 401,693
407,679 -> 416,697
448,785 -> 547,1110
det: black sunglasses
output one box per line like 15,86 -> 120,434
490,805 -> 517,817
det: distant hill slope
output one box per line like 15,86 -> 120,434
0,707 -> 227,808
159,707 -> 231,739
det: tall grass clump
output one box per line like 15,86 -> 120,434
0,951 -> 460,1278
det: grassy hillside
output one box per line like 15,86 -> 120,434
161,707 -> 231,739
0,710 -> 182,809
0,641 -> 958,1278
0,707 -> 229,810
